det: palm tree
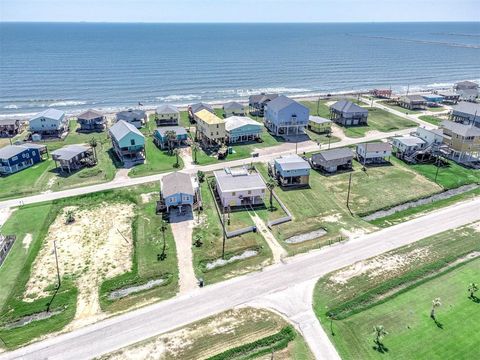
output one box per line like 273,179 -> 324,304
173,148 -> 180,168
193,234 -> 203,247
266,176 -> 276,210
65,209 -> 75,224
431,297 -> 442,319
191,143 -> 199,164
372,325 -> 388,346
159,220 -> 168,261
164,130 -> 177,154
89,137 -> 98,162
468,283 -> 479,299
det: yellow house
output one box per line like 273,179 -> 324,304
441,120 -> 480,164
194,109 -> 226,145
308,115 -> 332,134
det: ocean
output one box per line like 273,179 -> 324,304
0,22 -> 479,118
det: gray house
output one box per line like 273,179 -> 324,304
155,104 -> 180,126
29,108 -> 67,136
450,102 -> 480,127
160,172 -> 196,213
356,142 -> 392,165
77,109 -> 106,132
223,101 -> 246,117
311,148 -> 354,173
116,109 -> 147,129
0,119 -> 21,137
188,102 -> 214,122
51,144 -> 95,173
330,100 -> 368,126
249,93 -> 279,116
398,95 -> 427,110
264,96 -> 309,136
436,90 -> 460,104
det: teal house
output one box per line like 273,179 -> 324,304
109,120 -> 145,164
153,126 -> 188,149
225,116 -> 262,143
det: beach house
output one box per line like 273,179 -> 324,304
116,109 -> 147,129
188,102 -> 214,122
450,102 -> 480,127
214,167 -> 266,209
225,116 -> 262,143
77,109 -> 106,132
356,142 -> 392,165
311,148 -> 354,173
160,172 -> 196,213
155,104 -> 180,126
398,95 -> 427,110
308,116 -> 332,134
0,119 -> 21,137
415,127 -> 444,146
0,144 -> 46,175
391,136 -> 426,159
249,93 -> 279,116
422,94 -> 444,106
329,100 -> 368,126
271,154 -> 311,187
435,90 -> 460,104
194,109 -> 226,146
109,120 -> 145,164
51,145 -> 95,173
440,120 -> 480,165
153,126 -> 188,150
454,81 -> 479,102
264,96 -> 309,136
371,89 -> 392,99
223,102 -> 246,117
29,108 -> 67,137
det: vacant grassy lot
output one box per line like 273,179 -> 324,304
313,223 -> 480,360
101,307 -> 313,360
418,115 -> 443,125
0,184 -> 179,348
192,180 -> 273,284
0,120 -> 117,200
379,101 -> 422,114
300,99 -> 331,118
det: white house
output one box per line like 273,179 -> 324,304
29,108 -> 67,136
214,167 -> 266,209
356,142 -> 392,164
415,127 -> 444,146
225,116 -> 262,143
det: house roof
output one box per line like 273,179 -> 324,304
161,172 -> 194,197
437,90 -> 459,97
452,102 -> 480,116
0,118 -> 19,126
0,144 -> 44,159
275,154 -> 311,171
77,109 -> 103,121
109,120 -> 144,141
155,126 -> 187,137
156,104 -> 179,114
455,80 -> 478,89
314,148 -> 354,162
393,135 -> 426,147
309,116 -> 332,125
116,109 -> 146,122
266,95 -> 304,112
330,100 -> 368,115
441,120 -> 480,137
214,168 -> 266,192
402,94 -> 427,102
223,101 -> 244,111
195,109 -> 225,125
51,145 -> 90,161
225,116 -> 261,132
190,102 -> 214,114
357,142 -> 392,152
422,94 -> 444,101
31,108 -> 65,122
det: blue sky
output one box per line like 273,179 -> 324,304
1,0 -> 479,22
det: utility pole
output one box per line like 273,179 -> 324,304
346,173 -> 353,213
434,155 -> 441,184
328,135 -> 331,149
295,141 -> 298,155
222,210 -> 226,259
316,97 -> 321,116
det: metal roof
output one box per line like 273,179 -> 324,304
266,95 -> 303,112
30,108 -> 65,121
156,104 -> 179,114
357,142 -> 392,152
190,103 -> 214,114
116,109 -> 146,122
313,148 -> 354,162
109,120 -> 144,141
455,80 -> 478,89
155,126 -> 187,137
161,172 -> 194,197
195,109 -> 225,125
0,144 -> 43,159
275,154 -> 311,171
223,101 -> 244,110
309,116 -> 332,125
441,120 -> 480,137
393,135 -> 426,147
225,116 -> 261,132
214,168 -> 266,192
330,100 -> 368,114
77,109 -> 103,121
402,95 -> 426,102
452,102 -> 480,116
51,145 -> 90,161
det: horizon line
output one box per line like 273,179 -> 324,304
1,20 -> 480,24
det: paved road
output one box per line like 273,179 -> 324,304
3,197 -> 479,360
0,127 -> 413,211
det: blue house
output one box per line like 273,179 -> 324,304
225,116 -> 262,143
160,172 -> 196,213
0,144 -> 46,175
153,126 -> 188,149
264,96 -> 309,136
423,94 -> 444,104
271,154 -> 311,187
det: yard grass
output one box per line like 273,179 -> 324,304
192,180 -> 273,285
300,100 -> 331,118
0,183 -> 179,348
418,115 -> 443,125
128,115 -> 184,177
256,164 -> 373,255
313,223 -> 480,360
305,129 -> 341,146
379,101 -> 422,114
0,120 -> 117,200
100,307 -> 314,360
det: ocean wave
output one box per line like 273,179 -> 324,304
156,94 -> 201,102
3,104 -> 19,109
48,100 -> 87,107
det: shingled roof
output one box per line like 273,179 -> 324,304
161,172 -> 195,198
330,100 -> 368,114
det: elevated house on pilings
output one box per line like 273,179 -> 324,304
440,120 -> 480,167
51,144 -> 96,173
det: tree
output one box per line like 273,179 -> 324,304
65,210 -> 75,224
191,143 -> 199,164
266,176 -> 276,210
89,137 -> 98,162
431,297 -> 442,319
159,220 -> 168,261
193,234 -> 203,247
165,130 -> 177,154
372,325 -> 388,346
197,170 -> 205,183
173,148 -> 180,168
468,283 -> 479,299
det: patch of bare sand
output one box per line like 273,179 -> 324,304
340,227 -> 367,240
330,247 -> 430,285
468,221 -> 480,232
0,207 -> 15,227
323,213 -> 342,223
140,192 -> 157,204
22,233 -> 32,250
24,203 -> 134,329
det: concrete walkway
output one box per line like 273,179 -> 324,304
250,213 -> 287,264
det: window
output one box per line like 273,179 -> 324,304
169,198 -> 175,203
12,156 -> 18,161
183,196 -> 190,201
131,139 -> 135,146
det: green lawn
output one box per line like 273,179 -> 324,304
128,115 -> 184,177
313,223 -> 480,360
192,180 -> 273,284
300,100 -> 331,118
419,115 -> 443,125
305,129 -> 341,146
380,101 -> 422,114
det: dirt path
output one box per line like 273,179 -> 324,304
0,207 -> 14,228
179,147 -> 195,170
250,213 -> 287,264
170,210 -> 198,294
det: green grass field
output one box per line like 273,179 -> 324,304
313,223 -> 480,360
379,101 -> 422,114
192,180 -> 273,284
419,115 -> 443,125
